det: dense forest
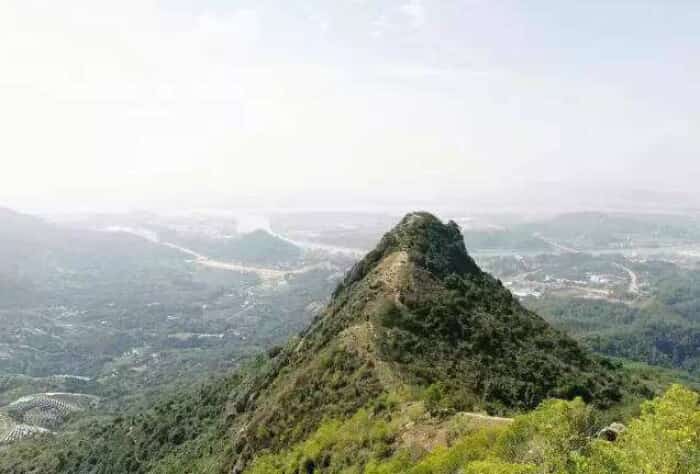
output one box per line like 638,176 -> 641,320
526,262 -> 700,376
0,357 -> 695,474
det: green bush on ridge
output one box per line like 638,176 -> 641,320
249,384 -> 699,474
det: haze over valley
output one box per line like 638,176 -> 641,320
1,1 -> 699,473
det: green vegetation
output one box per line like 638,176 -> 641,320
528,296 -> 700,375
0,360 -> 256,473
249,407 -> 397,473
525,261 -> 700,375
483,248 -> 700,378
374,272 -> 628,412
578,384 -> 700,473
246,384 -> 699,474
334,212 -> 482,297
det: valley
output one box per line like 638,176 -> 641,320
0,208 -> 357,448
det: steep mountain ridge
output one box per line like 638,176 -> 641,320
226,212 -> 625,472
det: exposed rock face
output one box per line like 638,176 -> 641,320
598,422 -> 627,441
334,212 -> 481,296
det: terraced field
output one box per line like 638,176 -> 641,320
1,423 -> 50,444
0,393 -> 98,444
0,412 -> 13,442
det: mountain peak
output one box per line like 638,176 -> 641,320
335,212 -> 480,296
387,212 -> 480,276
389,212 -> 458,249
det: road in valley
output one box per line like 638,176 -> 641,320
533,233 -> 581,254
104,227 -> 343,281
161,242 -> 337,281
614,263 -> 640,294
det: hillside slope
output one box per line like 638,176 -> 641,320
225,212 -> 626,472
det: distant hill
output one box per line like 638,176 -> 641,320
0,207 -> 55,264
516,211 -> 700,249
0,207 -> 184,307
462,228 -> 552,252
0,208 -> 57,305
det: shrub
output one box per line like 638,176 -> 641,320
463,460 -> 537,474
577,384 -> 700,474
495,397 -> 592,473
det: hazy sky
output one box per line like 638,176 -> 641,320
1,1 -> 699,212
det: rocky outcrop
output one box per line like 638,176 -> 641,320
597,422 -> 626,441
